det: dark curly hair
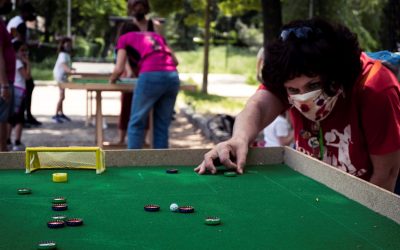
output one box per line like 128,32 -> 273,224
57,37 -> 72,53
127,0 -> 150,16
262,18 -> 362,98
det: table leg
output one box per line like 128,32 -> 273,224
90,91 -> 94,125
95,90 -> 103,147
85,90 -> 90,126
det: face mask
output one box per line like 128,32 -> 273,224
0,1 -> 12,15
134,12 -> 145,21
288,88 -> 342,122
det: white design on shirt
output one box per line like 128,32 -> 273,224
324,125 -> 366,176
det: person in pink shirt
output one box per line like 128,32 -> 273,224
110,23 -> 179,149
116,0 -> 163,146
195,18 -> 400,194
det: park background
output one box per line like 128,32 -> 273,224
2,0 -> 399,148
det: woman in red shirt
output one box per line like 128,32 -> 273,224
195,18 -> 400,194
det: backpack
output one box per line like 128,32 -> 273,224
206,114 -> 235,142
366,51 -> 400,80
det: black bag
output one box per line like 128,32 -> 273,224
207,114 -> 235,142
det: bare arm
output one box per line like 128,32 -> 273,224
369,149 -> 400,192
195,89 -> 285,174
152,19 -> 164,35
61,62 -> 74,74
0,43 -> 11,101
170,50 -> 179,66
0,44 -> 8,85
18,66 -> 30,80
109,49 -> 127,83
20,56 -> 31,79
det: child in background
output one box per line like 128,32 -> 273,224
257,47 -> 293,147
263,113 -> 294,147
7,41 -> 30,151
52,37 -> 75,123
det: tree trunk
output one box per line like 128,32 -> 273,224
381,0 -> 400,51
202,0 -> 211,94
261,0 -> 282,48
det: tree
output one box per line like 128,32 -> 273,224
202,0 -> 211,93
381,0 -> 400,51
261,0 -> 282,47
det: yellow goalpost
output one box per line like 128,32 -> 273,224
25,147 -> 105,174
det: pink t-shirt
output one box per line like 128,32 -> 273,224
116,32 -> 177,73
259,53 -> 400,180
0,20 -> 16,82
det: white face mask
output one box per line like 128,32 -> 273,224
288,88 -> 342,122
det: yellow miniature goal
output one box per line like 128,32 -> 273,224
26,147 -> 105,174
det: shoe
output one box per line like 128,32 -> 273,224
58,114 -> 72,122
7,143 -> 13,151
26,117 -> 42,126
12,142 -> 26,151
23,123 -> 32,128
52,115 -> 64,123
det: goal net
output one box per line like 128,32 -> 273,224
26,147 -> 105,174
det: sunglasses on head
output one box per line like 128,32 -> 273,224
280,27 -> 314,41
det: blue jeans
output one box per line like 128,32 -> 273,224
127,71 -> 179,149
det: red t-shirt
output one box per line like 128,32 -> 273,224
259,53 -> 400,180
0,20 -> 16,82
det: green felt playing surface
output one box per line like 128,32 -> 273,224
0,165 -> 399,250
71,78 -> 136,84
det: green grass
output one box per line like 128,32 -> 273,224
177,90 -> 246,116
175,46 -> 258,85
31,56 -> 56,80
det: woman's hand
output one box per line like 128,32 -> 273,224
194,137 -> 248,175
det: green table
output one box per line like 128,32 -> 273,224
70,78 -> 137,84
1,148 -> 399,250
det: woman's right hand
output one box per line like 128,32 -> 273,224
194,137 -> 249,175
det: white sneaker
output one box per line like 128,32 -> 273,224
12,143 -> 26,151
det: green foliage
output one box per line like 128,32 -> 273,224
235,19 -> 263,47
218,0 -> 260,16
74,37 -> 90,57
281,0 -> 387,50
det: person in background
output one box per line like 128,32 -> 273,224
263,113 -> 293,147
109,22 -> 179,149
6,2 -> 36,42
257,47 -> 293,147
196,18 -> 400,194
115,0 -> 163,145
52,37 -> 75,123
7,2 -> 41,126
128,0 -> 162,34
0,0 -> 16,151
7,41 -> 30,151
